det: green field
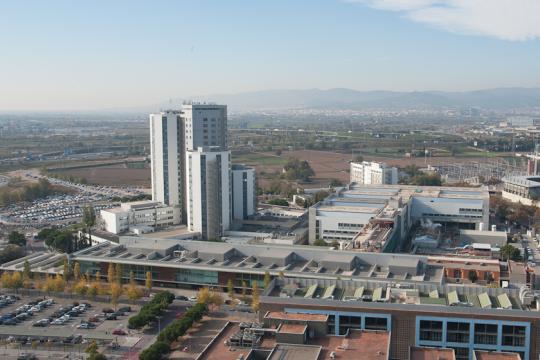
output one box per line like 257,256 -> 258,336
232,153 -> 288,166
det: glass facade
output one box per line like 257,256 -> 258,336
175,269 -> 218,285
416,316 -> 529,360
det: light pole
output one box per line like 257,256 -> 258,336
156,315 -> 162,334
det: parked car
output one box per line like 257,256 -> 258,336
102,308 -> 114,313
112,329 -> 127,335
175,295 -> 188,301
118,306 -> 131,313
105,314 -> 117,320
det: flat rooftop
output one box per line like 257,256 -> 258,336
267,344 -> 321,360
266,311 -> 328,322
315,330 -> 390,360
410,347 -> 456,360
474,351 -> 521,360
67,237 -> 439,284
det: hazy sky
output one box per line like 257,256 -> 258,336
1,0 -> 540,110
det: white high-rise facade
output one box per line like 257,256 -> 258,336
182,104 -> 227,151
231,165 -> 256,220
149,111 -> 185,214
186,147 -> 231,240
350,161 -> 398,185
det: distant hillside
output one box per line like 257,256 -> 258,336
160,87 -> 540,111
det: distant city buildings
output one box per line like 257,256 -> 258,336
350,161 -> 398,185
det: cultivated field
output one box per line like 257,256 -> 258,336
51,164 -> 151,187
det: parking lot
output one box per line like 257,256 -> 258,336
0,292 -> 144,359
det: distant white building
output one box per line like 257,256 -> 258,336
502,176 -> 540,208
231,164 -> 256,220
350,161 -> 398,185
186,147 -> 231,240
100,201 -> 180,235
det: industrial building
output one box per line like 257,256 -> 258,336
350,161 -> 398,185
502,176 -> 540,207
99,200 -> 180,234
308,184 -> 490,251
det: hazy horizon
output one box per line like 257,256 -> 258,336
1,0 -> 540,111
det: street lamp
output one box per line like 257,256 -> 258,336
156,315 -> 162,334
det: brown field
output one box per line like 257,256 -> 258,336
250,150 -> 509,190
53,164 -> 151,187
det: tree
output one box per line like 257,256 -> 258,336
197,287 -> 210,305
313,239 -> 328,246
251,282 -> 260,312
354,155 -> 364,163
23,260 -> 32,280
85,340 -> 98,354
53,274 -> 66,292
282,158 -> 315,182
8,231 -> 26,247
227,279 -> 234,299
263,271 -> 271,289
329,179 -> 343,187
1,272 -> 12,288
110,282 -> 122,309
73,262 -> 81,282
410,173 -> 442,186
107,263 -> 115,285
313,190 -> 329,203
126,271 -> 143,301
267,198 -> 289,206
468,271 -> 478,283
82,206 -> 96,247
241,281 -> 248,302
115,263 -> 123,284
0,245 -> 25,265
11,272 -> 23,292
145,271 -> 152,293
500,244 -> 521,261
73,278 -> 88,295
62,256 -> 71,280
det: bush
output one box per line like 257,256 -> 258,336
267,198 -> 288,206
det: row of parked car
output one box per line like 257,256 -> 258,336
40,302 -> 92,326
0,295 -> 19,308
0,297 -> 54,326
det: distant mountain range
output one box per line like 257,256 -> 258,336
158,87 -> 540,112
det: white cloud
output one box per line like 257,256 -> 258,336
347,0 -> 540,41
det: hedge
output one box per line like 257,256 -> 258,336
138,303 -> 206,360
128,291 -> 174,329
